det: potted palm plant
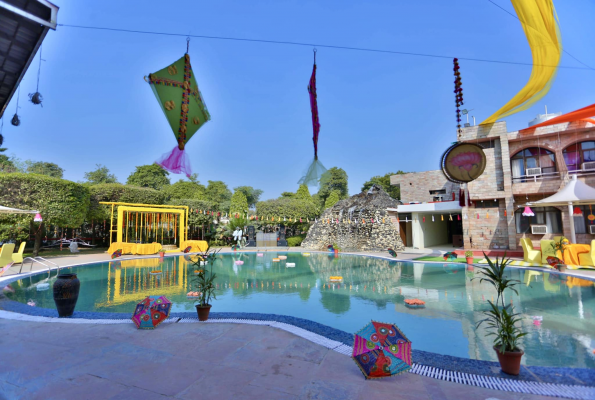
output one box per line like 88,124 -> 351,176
465,250 -> 474,264
475,253 -> 527,375
550,237 -> 569,272
191,248 -> 220,321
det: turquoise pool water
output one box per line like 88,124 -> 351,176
4,252 -> 595,368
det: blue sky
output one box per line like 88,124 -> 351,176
2,0 -> 595,200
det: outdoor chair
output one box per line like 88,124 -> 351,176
520,238 -> 541,264
11,242 -> 26,264
540,240 -> 557,264
578,240 -> 595,267
0,243 -> 16,268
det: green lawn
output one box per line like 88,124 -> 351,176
413,255 -> 481,263
23,247 -> 108,258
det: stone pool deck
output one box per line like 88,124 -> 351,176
0,318 -> 550,400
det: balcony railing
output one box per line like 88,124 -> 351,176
512,171 -> 560,184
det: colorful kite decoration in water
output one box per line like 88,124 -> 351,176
481,0 -> 562,124
147,44 -> 211,177
299,50 -> 327,188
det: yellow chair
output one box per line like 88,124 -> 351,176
520,238 -> 541,264
0,243 -> 16,268
578,240 -> 595,267
540,240 -> 557,264
11,242 -> 26,264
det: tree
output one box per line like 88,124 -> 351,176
280,192 -> 296,199
84,164 -> 118,185
204,181 -> 232,208
230,191 -> 249,216
233,186 -> 263,208
0,173 -> 90,256
324,190 -> 341,209
26,161 -> 64,178
0,154 -> 23,173
87,183 -> 167,221
296,184 -> 313,201
317,167 -> 348,208
126,164 -> 170,190
361,171 -> 405,200
163,180 -> 206,200
256,198 -> 320,223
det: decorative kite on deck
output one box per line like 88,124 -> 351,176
147,50 -> 211,177
298,50 -> 327,187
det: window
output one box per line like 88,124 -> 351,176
479,140 -> 497,149
511,147 -> 556,182
514,207 -> 562,234
429,189 -> 446,195
571,205 -> 595,234
429,189 -> 447,202
475,200 -> 499,209
563,141 -> 595,172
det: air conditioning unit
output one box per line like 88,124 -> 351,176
531,225 -> 547,234
582,161 -> 595,171
589,225 -> 595,234
526,167 -> 542,176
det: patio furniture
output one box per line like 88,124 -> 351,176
540,240 -> 558,264
0,243 -> 15,268
179,240 -> 208,253
520,238 -> 541,264
11,242 -> 26,263
578,240 -> 595,267
564,243 -> 590,265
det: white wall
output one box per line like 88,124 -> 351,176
411,213 -> 449,248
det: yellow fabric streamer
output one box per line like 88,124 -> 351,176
481,0 -> 561,125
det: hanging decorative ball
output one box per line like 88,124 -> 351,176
11,113 -> 20,126
28,92 -> 43,106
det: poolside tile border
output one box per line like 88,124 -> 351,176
1,251 -> 594,392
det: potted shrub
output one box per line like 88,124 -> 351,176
465,250 -> 474,264
191,248 -> 220,321
475,253 -> 527,375
550,238 -> 569,272
333,243 -> 340,255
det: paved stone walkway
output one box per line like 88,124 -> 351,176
0,319 -> 550,400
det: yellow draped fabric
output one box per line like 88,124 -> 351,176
134,243 -> 163,255
481,0 -> 561,125
108,242 -> 137,255
563,244 -> 590,266
180,240 -> 209,253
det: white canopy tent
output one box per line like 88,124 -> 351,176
530,175 -> 595,243
0,205 -> 38,214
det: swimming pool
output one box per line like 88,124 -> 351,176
3,252 -> 594,368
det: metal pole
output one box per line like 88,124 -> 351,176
568,202 -> 577,243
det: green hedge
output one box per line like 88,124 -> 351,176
0,173 -> 89,228
87,183 -> 167,221
255,198 -> 319,224
287,235 -> 306,247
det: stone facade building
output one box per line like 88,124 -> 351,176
390,119 -> 595,250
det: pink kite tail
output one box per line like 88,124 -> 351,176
155,146 -> 192,177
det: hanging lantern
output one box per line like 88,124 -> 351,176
11,113 -> 20,126
573,206 -> 583,216
522,206 -> 535,217
34,213 -> 43,222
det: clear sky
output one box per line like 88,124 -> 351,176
2,0 -> 594,200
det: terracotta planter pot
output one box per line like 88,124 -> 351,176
196,304 -> 212,321
494,346 -> 524,375
466,257 -> 474,264
53,273 -> 80,317
158,251 -> 165,257
334,249 -> 339,255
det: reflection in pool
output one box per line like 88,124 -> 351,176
4,252 -> 595,368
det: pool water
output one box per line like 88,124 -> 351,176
5,252 -> 595,368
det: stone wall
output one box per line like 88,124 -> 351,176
301,185 -> 405,252
390,170 -> 460,204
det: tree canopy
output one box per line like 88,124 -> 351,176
295,184 -> 313,201
204,180 -> 232,208
324,190 -> 341,209
25,161 -> 64,178
84,164 -> 118,185
316,167 -> 348,209
163,179 -> 206,200
361,171 -> 405,200
126,164 -> 170,190
86,183 -> 167,221
256,198 -> 319,223
233,186 -> 263,208
230,191 -> 249,216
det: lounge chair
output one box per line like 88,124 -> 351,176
0,243 -> 16,268
11,242 -> 26,264
578,240 -> 595,267
520,238 -> 541,264
540,240 -> 558,264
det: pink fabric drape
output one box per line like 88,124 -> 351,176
155,146 -> 192,177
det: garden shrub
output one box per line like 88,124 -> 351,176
287,235 -> 306,247
87,183 -> 167,221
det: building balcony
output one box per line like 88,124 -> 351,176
511,171 -> 562,195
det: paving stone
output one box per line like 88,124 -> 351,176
281,337 -> 328,365
249,357 -> 319,396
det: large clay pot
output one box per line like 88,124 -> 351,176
466,257 -> 474,264
196,304 -> 212,321
494,346 -> 524,375
53,273 -> 80,317
334,249 -> 339,255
